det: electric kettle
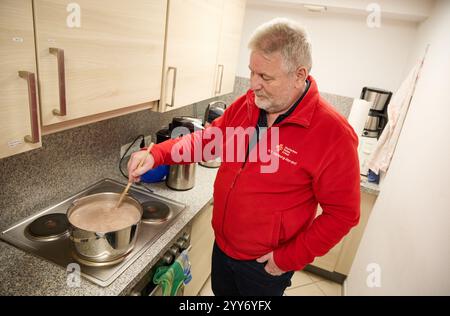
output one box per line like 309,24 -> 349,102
203,101 -> 227,125
166,116 -> 203,190
199,101 -> 227,168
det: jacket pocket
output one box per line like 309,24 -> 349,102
270,212 -> 282,249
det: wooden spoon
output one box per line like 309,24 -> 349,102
115,143 -> 154,209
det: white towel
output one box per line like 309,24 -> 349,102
347,99 -> 373,137
367,60 -> 424,174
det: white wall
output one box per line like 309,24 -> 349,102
236,2 -> 419,98
255,0 -> 434,21
346,0 -> 450,295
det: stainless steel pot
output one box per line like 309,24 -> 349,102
67,192 -> 143,264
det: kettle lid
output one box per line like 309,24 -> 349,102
170,116 -> 203,137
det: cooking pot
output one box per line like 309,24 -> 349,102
67,192 -> 143,264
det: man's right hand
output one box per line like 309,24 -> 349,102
127,150 -> 155,183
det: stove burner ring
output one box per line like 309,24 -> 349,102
25,213 -> 70,241
141,201 -> 172,223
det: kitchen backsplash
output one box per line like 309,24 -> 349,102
0,77 -> 353,229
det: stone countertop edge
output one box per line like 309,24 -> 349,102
0,166 -> 218,296
360,176 -> 380,196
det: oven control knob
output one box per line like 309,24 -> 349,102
168,245 -> 179,257
162,252 -> 174,265
180,233 -> 190,242
175,238 -> 187,250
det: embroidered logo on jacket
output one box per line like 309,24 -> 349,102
269,144 -> 299,166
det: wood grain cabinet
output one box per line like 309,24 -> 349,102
0,0 -> 42,159
33,0 -> 167,126
159,0 -> 246,112
213,0 -> 246,97
0,0 -> 246,158
183,198 -> 214,296
309,191 -> 378,280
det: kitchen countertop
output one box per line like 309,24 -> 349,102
360,176 -> 380,196
0,165 -> 379,295
0,166 -> 218,296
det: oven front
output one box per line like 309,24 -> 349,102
129,225 -> 191,296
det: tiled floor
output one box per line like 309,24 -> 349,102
198,271 -> 342,296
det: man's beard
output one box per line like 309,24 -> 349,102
255,94 -> 289,114
254,80 -> 295,114
255,95 -> 274,112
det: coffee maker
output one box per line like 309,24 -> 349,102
358,87 -> 392,177
361,87 -> 392,139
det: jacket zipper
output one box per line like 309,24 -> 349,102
220,114 -> 265,241
221,143 -> 248,240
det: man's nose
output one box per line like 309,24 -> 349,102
250,74 -> 263,91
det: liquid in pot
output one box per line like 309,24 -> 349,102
68,200 -> 141,233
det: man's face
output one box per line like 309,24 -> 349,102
249,50 -> 304,114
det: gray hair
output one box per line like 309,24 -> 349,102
248,18 -> 312,73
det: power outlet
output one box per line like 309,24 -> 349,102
120,135 -> 152,159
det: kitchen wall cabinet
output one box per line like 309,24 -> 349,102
309,191 -> 378,279
213,0 -> 246,97
160,0 -> 223,112
159,0 -> 246,112
34,0 -> 166,127
183,198 -> 214,296
0,0 -> 42,159
0,0 -> 245,158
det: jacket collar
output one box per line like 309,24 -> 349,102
246,75 -> 320,128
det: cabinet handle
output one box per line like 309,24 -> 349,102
166,66 -> 177,108
49,47 -> 67,116
215,64 -> 224,95
18,71 -> 40,144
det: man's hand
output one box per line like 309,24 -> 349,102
256,252 -> 285,276
127,150 -> 155,183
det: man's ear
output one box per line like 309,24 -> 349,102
295,66 -> 308,87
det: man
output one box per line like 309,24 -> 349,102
128,18 -> 360,296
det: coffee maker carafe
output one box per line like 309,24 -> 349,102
361,87 -> 392,139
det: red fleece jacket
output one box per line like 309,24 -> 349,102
150,76 -> 360,272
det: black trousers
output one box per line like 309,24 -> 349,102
211,242 -> 294,296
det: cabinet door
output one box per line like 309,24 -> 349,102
34,0 -> 166,126
311,192 -> 378,275
161,0 -> 222,112
0,0 -> 41,159
310,205 -> 345,272
214,0 -> 246,97
183,199 -> 214,296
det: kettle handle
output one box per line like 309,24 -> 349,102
207,100 -> 227,109
204,101 -> 227,125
